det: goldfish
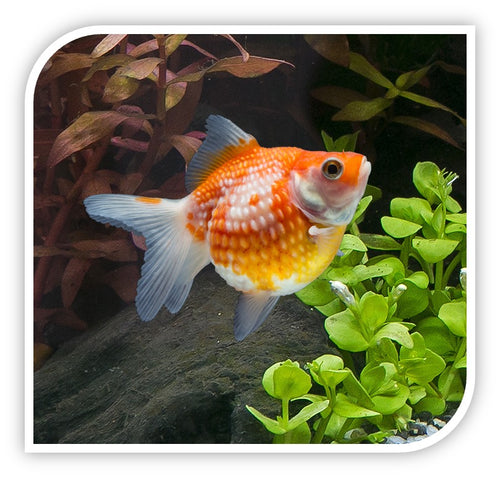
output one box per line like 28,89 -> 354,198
84,115 -> 371,340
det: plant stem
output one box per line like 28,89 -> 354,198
33,143 -> 108,307
311,412 -> 332,444
281,399 -> 289,428
442,252 -> 462,288
350,221 -> 361,236
400,237 -> 410,269
435,260 -> 444,290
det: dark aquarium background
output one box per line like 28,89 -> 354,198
33,32 -> 467,445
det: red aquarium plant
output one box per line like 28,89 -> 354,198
33,33 -> 293,367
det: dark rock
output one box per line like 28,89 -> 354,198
34,266 -> 337,444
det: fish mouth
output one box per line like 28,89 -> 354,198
359,156 -> 372,184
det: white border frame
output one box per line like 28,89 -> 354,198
25,24 -> 475,454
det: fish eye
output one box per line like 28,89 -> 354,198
321,158 -> 344,180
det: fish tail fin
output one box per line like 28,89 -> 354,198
84,194 -> 209,321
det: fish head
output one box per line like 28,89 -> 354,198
290,151 -> 371,226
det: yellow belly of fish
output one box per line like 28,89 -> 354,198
210,213 -> 346,294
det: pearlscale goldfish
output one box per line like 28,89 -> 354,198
84,115 -> 371,340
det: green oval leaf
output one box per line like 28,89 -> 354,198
245,406 -> 286,435
373,323 -> 414,349
390,197 -> 432,225
447,213 -> 467,224
438,301 -> 466,337
412,237 -> 459,263
295,279 -> 335,307
351,195 -> 373,223
368,256 -> 405,286
333,395 -> 380,418
413,396 -> 446,416
396,280 -> 429,319
272,361 -> 312,401
412,161 -> 441,203
381,216 -> 422,238
359,292 -> 388,331
288,400 -> 330,430
359,233 -> 402,251
414,316 -> 457,356
371,385 -> 410,415
341,234 -> 367,252
325,310 -> 370,352
400,349 -> 446,385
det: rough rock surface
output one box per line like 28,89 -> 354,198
34,266 -> 337,444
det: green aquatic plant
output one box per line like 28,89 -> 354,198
307,34 -> 466,151
247,160 -> 467,443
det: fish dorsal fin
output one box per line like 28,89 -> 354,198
185,115 -> 259,193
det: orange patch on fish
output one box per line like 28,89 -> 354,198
135,196 -> 162,205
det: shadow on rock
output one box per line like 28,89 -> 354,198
34,266 -> 337,444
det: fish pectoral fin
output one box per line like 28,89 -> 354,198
308,225 -> 336,239
308,224 -> 346,255
84,194 -> 210,321
233,292 -> 279,341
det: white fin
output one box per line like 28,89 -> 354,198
185,115 -> 259,193
84,194 -> 209,321
308,224 -> 346,256
233,292 -> 279,341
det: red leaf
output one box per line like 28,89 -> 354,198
48,111 -> 134,167
170,134 -> 202,164
38,53 -> 94,87
71,238 -> 138,262
102,264 -> 140,303
81,174 -> 112,199
91,34 -> 127,58
119,173 -> 143,194
111,137 -> 149,152
61,257 -> 91,308
129,39 -> 158,58
160,172 -> 187,199
220,34 -> 250,62
207,55 -> 294,78
304,35 -> 350,67
131,234 -> 147,251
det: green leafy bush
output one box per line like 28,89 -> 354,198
247,160 -> 466,443
307,35 -> 465,151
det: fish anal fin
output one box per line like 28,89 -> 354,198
233,292 -> 279,341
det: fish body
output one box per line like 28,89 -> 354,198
84,115 -> 371,340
